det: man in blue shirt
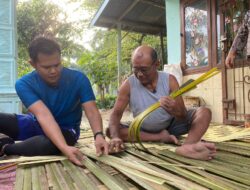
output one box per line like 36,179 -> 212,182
0,37 -> 108,165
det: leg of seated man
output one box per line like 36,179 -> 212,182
0,113 -> 18,155
4,129 -> 77,156
0,113 -> 19,138
175,107 -> 216,160
107,123 -> 178,144
0,113 -> 77,156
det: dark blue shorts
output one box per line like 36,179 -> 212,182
16,113 -> 78,142
121,109 -> 196,137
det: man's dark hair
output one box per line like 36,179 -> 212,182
151,48 -> 158,63
28,36 -> 61,62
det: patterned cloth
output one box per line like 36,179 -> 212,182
230,10 -> 250,57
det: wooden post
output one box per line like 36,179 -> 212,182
117,23 -> 122,87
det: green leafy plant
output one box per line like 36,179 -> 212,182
96,94 -> 116,109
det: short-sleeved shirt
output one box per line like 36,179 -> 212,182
15,67 -> 95,138
128,71 -> 173,132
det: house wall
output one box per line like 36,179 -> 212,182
0,0 -> 21,113
182,73 -> 223,123
165,0 -> 181,65
165,0 -> 224,123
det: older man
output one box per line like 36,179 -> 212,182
226,10 -> 250,68
107,45 -> 216,160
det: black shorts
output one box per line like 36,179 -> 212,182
121,109 -> 196,137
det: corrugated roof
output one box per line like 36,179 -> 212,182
90,0 -> 166,35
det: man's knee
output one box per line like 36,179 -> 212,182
195,107 -> 212,121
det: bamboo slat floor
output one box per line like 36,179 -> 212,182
0,124 -> 250,190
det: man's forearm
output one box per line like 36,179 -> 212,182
109,113 -> 122,138
36,114 -> 68,151
29,101 -> 68,152
88,113 -> 103,134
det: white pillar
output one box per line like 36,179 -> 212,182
117,23 -> 122,87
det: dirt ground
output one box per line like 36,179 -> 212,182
80,109 -> 133,130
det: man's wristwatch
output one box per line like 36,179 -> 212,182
94,131 -> 105,140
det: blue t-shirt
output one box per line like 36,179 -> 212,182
15,67 -> 95,137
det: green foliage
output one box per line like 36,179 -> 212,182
17,0 -> 85,77
78,49 -> 117,100
16,0 -> 167,100
96,94 -> 116,110
77,27 -> 166,98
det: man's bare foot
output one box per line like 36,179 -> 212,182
175,142 -> 216,160
159,130 -> 179,144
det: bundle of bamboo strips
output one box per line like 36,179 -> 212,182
1,124 -> 249,190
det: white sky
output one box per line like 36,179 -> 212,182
18,0 -> 96,50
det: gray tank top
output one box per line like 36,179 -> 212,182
128,71 -> 173,132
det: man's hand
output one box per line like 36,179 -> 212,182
108,137 -> 125,154
95,135 -> 109,156
159,96 -> 178,115
225,51 -> 236,68
62,146 -> 85,166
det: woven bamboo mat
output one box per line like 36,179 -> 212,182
1,124 -> 250,190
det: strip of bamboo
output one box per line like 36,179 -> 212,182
83,157 -> 128,190
61,160 -> 96,190
45,163 -> 61,189
31,167 -> 41,190
23,167 -> 32,190
14,167 -> 24,190
157,149 -> 250,186
125,150 -> 226,190
80,147 -> 208,190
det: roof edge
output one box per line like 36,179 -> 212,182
90,0 -> 110,27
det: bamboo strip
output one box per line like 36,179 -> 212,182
140,149 -> 249,190
83,157 -> 128,190
45,163 -> 61,190
37,165 -> 50,190
96,162 -> 138,189
216,143 -> 250,156
79,167 -> 107,188
0,155 -> 66,164
117,163 -> 166,185
50,162 -> 73,190
121,172 -> 171,190
14,167 -> 24,190
192,169 -> 250,190
31,166 -> 41,190
210,159 -> 250,174
18,157 -> 67,166
125,150 -> 226,190
215,151 -> 250,166
158,149 -> 250,186
23,167 -> 32,190
56,163 -> 76,190
0,163 -> 16,171
80,147 -> 208,190
61,160 -> 96,190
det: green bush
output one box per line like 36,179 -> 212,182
96,95 -> 116,109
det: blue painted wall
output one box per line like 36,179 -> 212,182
0,0 -> 20,113
165,0 -> 181,64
